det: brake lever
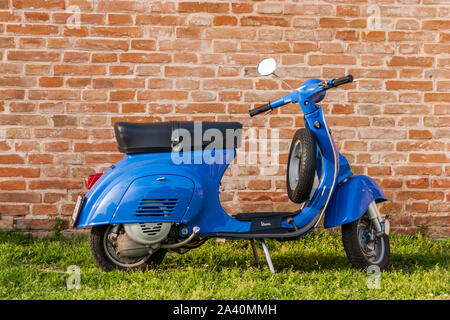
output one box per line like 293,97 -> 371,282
264,108 -> 273,116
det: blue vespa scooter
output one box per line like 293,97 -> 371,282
71,58 -> 390,273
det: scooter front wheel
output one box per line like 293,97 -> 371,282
90,225 -> 166,272
341,212 -> 390,271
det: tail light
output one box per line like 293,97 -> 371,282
87,173 -> 103,190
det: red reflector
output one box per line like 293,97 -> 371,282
87,173 -> 103,190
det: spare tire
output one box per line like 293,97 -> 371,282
286,128 -> 317,203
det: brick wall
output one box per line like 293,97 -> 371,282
0,0 -> 448,237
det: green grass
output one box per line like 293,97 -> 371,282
0,230 -> 448,300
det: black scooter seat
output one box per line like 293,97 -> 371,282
114,121 -> 242,154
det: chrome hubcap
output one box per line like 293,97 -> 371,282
357,216 -> 385,265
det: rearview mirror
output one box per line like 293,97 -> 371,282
257,58 -> 277,76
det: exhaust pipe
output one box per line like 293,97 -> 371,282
160,227 -> 200,249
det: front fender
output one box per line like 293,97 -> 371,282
324,175 -> 387,228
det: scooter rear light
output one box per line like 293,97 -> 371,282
87,173 -> 103,190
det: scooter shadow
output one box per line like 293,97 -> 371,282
270,253 -> 350,272
275,252 -> 448,273
387,252 -> 450,273
178,251 -> 351,273
175,251 -> 449,273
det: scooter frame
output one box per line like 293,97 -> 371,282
74,78 -> 387,242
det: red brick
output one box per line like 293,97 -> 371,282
29,180 -> 83,190
7,24 -> 58,35
19,39 -> 46,50
232,3 -> 253,14
97,0 -> 145,12
110,90 -> 135,101
409,129 -> 432,139
131,40 -> 156,50
44,141 -> 69,152
405,178 -> 429,188
0,192 -> 41,203
93,78 -> 145,89
0,181 -> 26,190
410,153 -> 449,163
12,0 -> 64,9
32,204 -> 58,215
54,65 -> 106,76
64,51 -> 89,63
39,77 -> 63,88
108,13 -> 133,25
388,56 -> 434,67
241,16 -> 288,27
178,2 -> 229,13
74,38 -> 128,50
308,55 -> 356,65
8,50 -> 60,62
393,166 -> 441,176
396,191 -> 444,201
388,31 -> 434,41
214,15 -> 238,26
120,53 -> 171,63
91,26 -> 142,37
422,20 -> 450,30
165,66 -> 214,78
0,205 -> 29,215
15,141 -> 39,151
386,81 -> 433,91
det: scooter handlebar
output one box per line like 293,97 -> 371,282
249,75 -> 353,117
331,75 -> 353,87
249,102 -> 271,117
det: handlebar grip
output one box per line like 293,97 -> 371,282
331,75 -> 353,87
249,103 -> 271,117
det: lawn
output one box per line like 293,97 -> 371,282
0,230 -> 448,300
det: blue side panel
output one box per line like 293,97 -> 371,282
111,175 -> 195,224
324,175 -> 387,228
75,149 -> 252,233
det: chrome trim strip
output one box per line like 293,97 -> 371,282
313,109 -> 339,228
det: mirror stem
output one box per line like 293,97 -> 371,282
272,73 -> 295,90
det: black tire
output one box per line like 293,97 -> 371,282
90,225 -> 166,272
342,214 -> 390,271
286,128 -> 317,203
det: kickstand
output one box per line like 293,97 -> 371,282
260,239 -> 275,274
250,239 -> 260,266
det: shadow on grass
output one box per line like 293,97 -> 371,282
164,243 -> 449,274
1,230 -> 448,274
389,253 -> 450,273
273,253 -> 350,272
164,248 -> 351,273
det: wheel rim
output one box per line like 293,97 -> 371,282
288,140 -> 302,190
102,225 -> 150,268
357,216 -> 386,265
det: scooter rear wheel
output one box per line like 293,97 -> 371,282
286,128 -> 317,203
90,225 -> 166,272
